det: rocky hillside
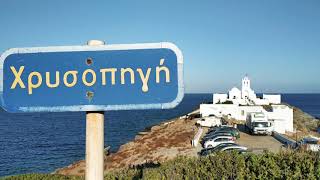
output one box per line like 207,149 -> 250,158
292,106 -> 319,132
55,117 -> 200,176
284,104 -> 319,140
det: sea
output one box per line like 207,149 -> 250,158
0,93 -> 319,177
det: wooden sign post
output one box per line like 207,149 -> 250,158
86,40 -> 105,180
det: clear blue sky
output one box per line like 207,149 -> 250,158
0,0 -> 319,93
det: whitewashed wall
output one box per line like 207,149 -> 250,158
200,95 -> 293,134
267,105 -> 293,133
200,104 -> 264,120
253,98 -> 269,105
263,94 -> 281,104
213,93 -> 228,104
229,88 -> 241,100
200,104 -> 237,117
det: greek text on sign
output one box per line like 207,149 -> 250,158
0,42 -> 184,112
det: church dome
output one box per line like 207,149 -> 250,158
230,87 -> 241,92
229,87 -> 241,99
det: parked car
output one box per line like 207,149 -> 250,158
203,136 -> 235,148
208,125 -> 236,133
196,116 -> 222,127
215,127 -> 240,139
207,126 -> 221,133
220,145 -> 248,153
208,125 -> 231,131
207,126 -> 240,139
202,132 -> 234,141
199,143 -> 238,156
297,137 -> 320,152
204,131 -> 233,138
206,128 -> 235,136
216,130 -> 240,139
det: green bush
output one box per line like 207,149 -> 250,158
3,150 -> 320,180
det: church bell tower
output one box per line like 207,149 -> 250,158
241,75 -> 251,99
242,75 -> 250,90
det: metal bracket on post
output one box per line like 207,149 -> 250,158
86,40 -> 105,180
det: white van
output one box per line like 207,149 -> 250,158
246,112 -> 272,135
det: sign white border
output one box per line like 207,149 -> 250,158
0,42 -> 184,112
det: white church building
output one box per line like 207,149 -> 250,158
200,76 -> 293,134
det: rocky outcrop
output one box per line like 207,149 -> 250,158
284,105 -> 319,140
55,117 -> 199,176
291,105 -> 319,132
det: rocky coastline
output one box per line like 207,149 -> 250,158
54,109 -> 200,176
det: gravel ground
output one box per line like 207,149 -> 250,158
236,124 -> 284,153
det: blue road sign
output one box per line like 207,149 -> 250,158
0,42 -> 184,112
